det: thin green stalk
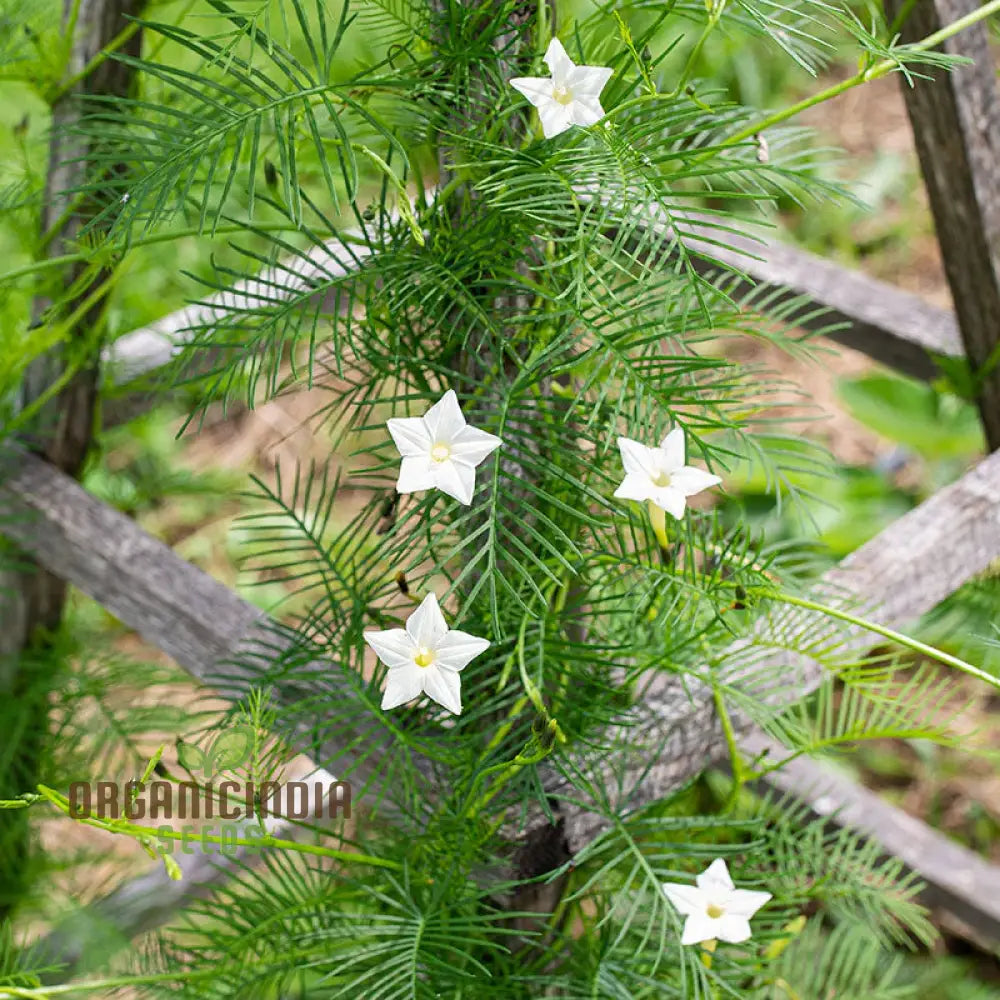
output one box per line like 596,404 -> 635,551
353,144 -> 424,244
701,937 -> 722,1000
716,0 -> 1000,153
516,613 -> 559,727
459,620 -> 566,819
536,0 -> 550,55
3,254 -> 102,285
62,0 -> 83,59
773,979 -> 804,1000
0,938 -> 354,997
763,590 -> 1000,691
670,0 -> 727,98
712,681 -> 745,805
34,784 -> 400,870
435,173 -> 469,208
5,279 -> 118,436
888,0 -> 921,37
460,718 -> 562,821
50,21 -> 141,102
615,11 -> 657,94
3,222 -> 348,285
607,89 -> 677,121
0,968 -> 221,998
606,0 -> 1000,155
483,694 -> 531,750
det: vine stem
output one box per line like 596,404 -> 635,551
607,0 -> 1000,150
714,0 -> 1000,151
0,969 -> 220,998
888,0 -> 921,36
670,0 -> 727,98
33,785 -> 401,871
49,20 -> 141,102
1,222 -> 364,285
773,979 -> 804,1000
712,680 -> 745,805
461,732 -> 558,820
0,939 -> 343,998
3,269 -> 125,437
762,590 -> 1000,691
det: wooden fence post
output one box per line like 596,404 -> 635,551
0,0 -> 140,921
884,0 -> 1000,449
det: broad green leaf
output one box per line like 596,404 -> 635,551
837,373 -> 984,459
209,725 -> 255,773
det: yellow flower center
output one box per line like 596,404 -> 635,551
652,471 -> 672,488
706,903 -> 725,919
552,85 -> 573,105
414,647 -> 435,668
430,443 -> 451,463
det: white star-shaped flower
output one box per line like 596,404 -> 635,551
387,389 -> 502,506
613,428 -> 721,519
509,38 -> 613,139
662,858 -> 772,946
363,593 -> 490,715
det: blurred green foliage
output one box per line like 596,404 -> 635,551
722,370 -> 986,549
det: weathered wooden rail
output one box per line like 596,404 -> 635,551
3,0 -> 1000,975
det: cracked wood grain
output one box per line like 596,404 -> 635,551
886,0 -> 1000,447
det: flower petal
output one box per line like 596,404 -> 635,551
670,466 -> 721,497
680,912 -> 718,946
381,665 -> 424,710
510,76 -> 554,108
423,389 -> 465,444
421,666 -> 463,715
434,459 -> 477,505
659,427 -> 686,470
396,455 -> 437,494
543,37 -> 574,83
568,64 -> 613,98
450,425 -> 502,466
617,436 -> 658,477
696,858 -> 735,895
613,472 -> 654,503
569,97 -> 605,128
387,416 -> 432,458
661,882 -> 704,917
652,486 -> 687,520
538,99 -> 574,139
435,630 -> 490,671
725,889 -> 772,919
406,592 -> 448,648
364,629 -> 415,669
715,915 -> 753,944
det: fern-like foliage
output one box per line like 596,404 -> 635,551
2,0 -> 993,996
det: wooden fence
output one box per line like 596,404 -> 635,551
2,0 -> 1000,974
